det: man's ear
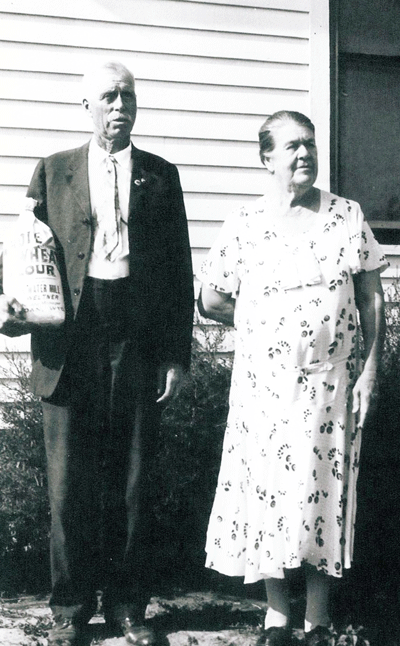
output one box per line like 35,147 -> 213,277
82,99 -> 91,114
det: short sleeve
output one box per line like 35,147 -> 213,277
198,209 -> 243,296
346,200 -> 388,274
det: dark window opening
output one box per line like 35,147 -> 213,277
337,53 -> 400,244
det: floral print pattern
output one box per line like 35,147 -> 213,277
199,191 -> 387,583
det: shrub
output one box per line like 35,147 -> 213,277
149,323 -> 232,589
0,352 -> 50,594
348,285 -> 400,627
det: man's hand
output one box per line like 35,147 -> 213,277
0,295 -> 31,337
352,370 -> 378,428
157,363 -> 185,404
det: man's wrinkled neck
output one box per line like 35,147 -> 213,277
94,133 -> 131,155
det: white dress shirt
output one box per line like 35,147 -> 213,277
87,139 -> 132,279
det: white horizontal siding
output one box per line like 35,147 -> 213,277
381,246 -> 400,283
1,0 -> 309,36
0,0 -> 314,232
0,72 -> 308,115
0,335 -> 31,355
0,14 -> 309,64
0,129 -> 271,169
1,47 -> 308,91
0,157 -> 267,197
197,0 -> 309,8
0,101 -> 303,140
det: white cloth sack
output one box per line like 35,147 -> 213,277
3,199 -> 65,325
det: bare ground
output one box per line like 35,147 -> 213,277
0,591 -> 269,646
0,587 -> 398,646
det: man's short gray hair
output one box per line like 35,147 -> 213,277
82,60 -> 135,101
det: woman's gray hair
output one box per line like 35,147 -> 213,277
258,111 -> 315,165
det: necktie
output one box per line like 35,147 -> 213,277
103,155 -> 122,261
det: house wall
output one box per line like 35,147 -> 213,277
0,0 -> 330,364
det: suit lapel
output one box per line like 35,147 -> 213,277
128,145 -> 148,223
66,143 -> 91,220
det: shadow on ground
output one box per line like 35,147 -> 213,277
1,577 -> 400,646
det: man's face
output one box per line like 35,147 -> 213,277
83,68 -> 137,146
264,121 -> 318,192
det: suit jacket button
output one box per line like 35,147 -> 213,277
82,218 -> 91,226
73,288 -> 81,296
77,252 -> 85,259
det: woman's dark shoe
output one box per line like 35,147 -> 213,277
256,626 -> 295,646
335,625 -> 370,646
304,625 -> 335,646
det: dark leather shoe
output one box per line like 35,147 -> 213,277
256,626 -> 294,646
48,618 -> 87,646
305,625 -> 334,646
120,617 -> 156,645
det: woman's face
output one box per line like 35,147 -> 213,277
263,120 -> 318,192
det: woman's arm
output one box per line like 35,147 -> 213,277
352,268 -> 386,426
198,286 -> 236,327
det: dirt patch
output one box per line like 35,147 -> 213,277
0,590 -> 397,646
0,592 -> 267,646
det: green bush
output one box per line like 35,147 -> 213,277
346,286 -> 400,628
150,324 -> 232,588
0,352 -> 50,594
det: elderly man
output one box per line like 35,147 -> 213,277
1,61 -> 194,645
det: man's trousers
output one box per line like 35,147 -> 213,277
41,277 -> 160,624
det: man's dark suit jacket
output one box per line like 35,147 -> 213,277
26,142 -> 194,399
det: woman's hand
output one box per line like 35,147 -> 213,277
352,269 -> 385,427
198,286 -> 235,326
352,370 -> 378,427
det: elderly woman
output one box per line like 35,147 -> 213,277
198,111 -> 386,646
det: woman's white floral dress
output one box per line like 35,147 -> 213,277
199,190 -> 387,583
